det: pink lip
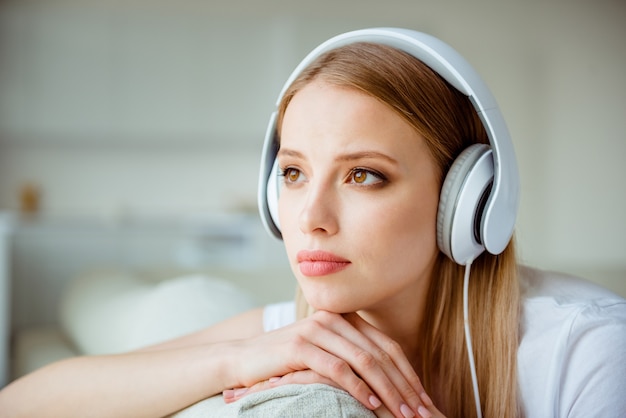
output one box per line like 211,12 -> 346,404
297,250 -> 351,277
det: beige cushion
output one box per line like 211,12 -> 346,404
59,270 -> 257,355
169,384 -> 376,418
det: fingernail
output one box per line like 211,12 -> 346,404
269,376 -> 281,383
233,388 -> 248,397
420,391 -> 433,407
222,389 -> 234,400
418,405 -> 432,418
400,403 -> 415,418
369,395 -> 382,408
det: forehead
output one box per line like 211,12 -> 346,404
280,80 -> 430,160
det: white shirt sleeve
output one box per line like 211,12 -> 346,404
557,302 -> 626,417
263,301 -> 296,332
517,267 -> 626,417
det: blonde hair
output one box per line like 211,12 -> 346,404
278,43 -> 520,417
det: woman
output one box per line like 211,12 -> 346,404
1,28 -> 624,418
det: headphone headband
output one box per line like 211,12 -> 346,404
258,28 -> 519,258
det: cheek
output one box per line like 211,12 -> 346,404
277,184 -> 441,273
277,192 -> 297,235
357,194 -> 439,269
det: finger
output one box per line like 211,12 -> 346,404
222,386 -> 252,403
416,392 -> 439,418
343,313 -> 427,409
224,382 -> 437,418
375,405 -> 396,418
267,370 -> 340,389
237,311 -> 423,417
346,312 -> 425,389
307,311 -> 424,417
294,336 -> 384,411
268,369 -> 390,417
301,314 -> 419,417
223,369 -> 340,405
225,315 -> 382,410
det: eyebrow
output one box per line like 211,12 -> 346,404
336,151 -> 398,165
277,148 -> 399,165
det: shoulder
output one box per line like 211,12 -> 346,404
519,265 -> 625,304
263,301 -> 296,332
519,265 -> 626,345
517,266 -> 626,417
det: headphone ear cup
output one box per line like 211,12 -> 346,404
266,160 -> 281,233
437,144 -> 493,265
258,112 -> 282,239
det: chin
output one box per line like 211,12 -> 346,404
303,291 -> 363,314
298,275 -> 374,313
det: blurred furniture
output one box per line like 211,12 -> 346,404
12,269 -> 260,379
0,213 -> 14,387
1,211 -> 293,387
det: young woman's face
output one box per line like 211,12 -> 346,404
277,80 -> 441,314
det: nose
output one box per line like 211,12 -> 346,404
298,180 -> 339,236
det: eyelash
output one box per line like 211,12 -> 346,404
279,167 -> 303,184
347,167 -> 387,186
278,166 -> 387,187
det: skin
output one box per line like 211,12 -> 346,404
230,80 -> 446,417
278,80 -> 441,343
0,80 -> 446,418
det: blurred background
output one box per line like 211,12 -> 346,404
0,0 -> 624,386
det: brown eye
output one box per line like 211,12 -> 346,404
286,168 -> 301,182
348,168 -> 385,186
352,169 -> 367,184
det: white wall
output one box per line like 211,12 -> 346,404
0,0 -> 625,293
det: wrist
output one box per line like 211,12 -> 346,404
200,340 -> 244,393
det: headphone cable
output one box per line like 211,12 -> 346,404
463,258 -> 483,418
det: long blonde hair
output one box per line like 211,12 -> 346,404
278,43 -> 520,417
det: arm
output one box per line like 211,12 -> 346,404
136,307 -> 265,352
224,311 -> 433,418
0,308 -> 265,418
224,311 -> 443,418
0,308 -> 433,418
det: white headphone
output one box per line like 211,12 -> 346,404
258,27 -> 519,265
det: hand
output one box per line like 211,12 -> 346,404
223,310 -> 435,418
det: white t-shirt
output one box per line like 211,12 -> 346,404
262,266 -> 626,417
